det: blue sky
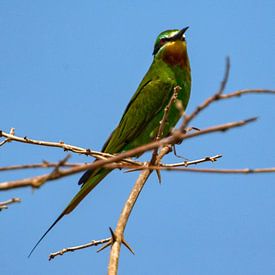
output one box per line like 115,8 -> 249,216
1,1 -> 274,274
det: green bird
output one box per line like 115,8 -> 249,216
29,27 -> 191,256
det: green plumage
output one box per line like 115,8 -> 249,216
29,28 -> 191,256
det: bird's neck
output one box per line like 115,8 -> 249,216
159,41 -> 189,69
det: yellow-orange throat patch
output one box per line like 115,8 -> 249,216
162,41 -> 189,68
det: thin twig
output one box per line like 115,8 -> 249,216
151,86 -> 181,182
0,129 -> 138,166
218,57 -> 230,95
218,89 -> 275,99
48,237 -> 111,260
147,166 -> 275,173
124,154 -> 222,172
181,88 -> 275,130
0,161 -> 81,172
0,197 -> 21,210
161,154 -> 222,167
151,86 -> 181,160
32,155 -> 71,188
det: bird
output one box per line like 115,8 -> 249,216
29,27 -> 191,257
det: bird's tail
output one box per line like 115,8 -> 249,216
28,168 -> 110,257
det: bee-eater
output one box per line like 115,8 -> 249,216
29,27 -> 191,256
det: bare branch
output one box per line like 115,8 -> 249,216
182,76 -> 274,130
151,167 -> 275,174
161,86 -> 182,140
151,86 -> 181,181
218,56 -> 230,95
0,161 -> 81,172
0,197 -> 21,211
0,118 -> 258,191
161,154 -> 222,167
123,154 -> 222,173
107,168 -> 151,274
0,163 -> 90,190
0,129 -> 137,166
218,89 -> 275,99
49,237 -> 111,260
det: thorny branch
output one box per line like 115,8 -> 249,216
108,146 -> 172,275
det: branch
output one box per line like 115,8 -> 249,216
70,117 -> 258,173
124,154 -> 222,173
48,237 -> 111,260
150,167 -> 275,173
0,163 -> 91,190
0,161 -> 81,172
181,59 -> 275,129
108,146 -> 170,275
0,197 -> 21,211
151,86 -> 181,181
0,129 -> 138,166
161,154 -> 222,167
0,118 -> 257,191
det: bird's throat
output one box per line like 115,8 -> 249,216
162,41 -> 189,69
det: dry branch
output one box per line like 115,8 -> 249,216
154,167 -> 275,173
0,197 -> 21,210
0,129 -> 139,166
0,161 -> 81,172
0,117 -> 258,191
108,145 -> 171,275
48,237 -> 111,260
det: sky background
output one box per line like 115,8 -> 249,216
1,1 -> 274,274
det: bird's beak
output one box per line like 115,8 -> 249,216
172,27 -> 189,40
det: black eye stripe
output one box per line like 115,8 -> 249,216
153,33 -> 185,55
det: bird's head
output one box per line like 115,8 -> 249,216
153,27 -> 189,68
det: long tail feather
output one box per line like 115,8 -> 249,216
28,168 -> 110,257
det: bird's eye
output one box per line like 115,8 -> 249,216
159,38 -> 168,45
153,38 -> 169,55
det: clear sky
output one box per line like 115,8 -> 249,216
1,1 -> 274,274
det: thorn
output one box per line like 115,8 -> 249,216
190,126 -> 200,131
124,167 -> 142,173
109,227 -> 116,242
122,237 -> 135,255
97,227 -> 135,255
96,241 -> 112,253
244,117 -> 258,123
97,227 -> 116,253
156,170 -> 162,184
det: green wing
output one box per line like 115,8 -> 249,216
102,78 -> 175,154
